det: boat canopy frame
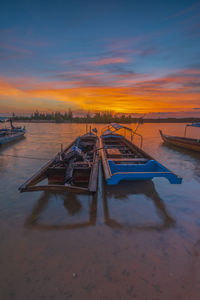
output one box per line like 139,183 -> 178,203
184,122 -> 200,137
101,123 -> 143,148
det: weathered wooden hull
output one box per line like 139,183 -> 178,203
159,130 -> 200,153
101,133 -> 182,185
19,133 -> 99,193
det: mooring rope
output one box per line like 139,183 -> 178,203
0,153 -> 50,161
0,145 -> 104,161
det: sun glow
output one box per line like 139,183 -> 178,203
0,69 -> 200,115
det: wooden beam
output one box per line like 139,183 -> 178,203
101,141 -> 112,180
88,138 -> 99,192
24,184 -> 90,193
110,158 -> 149,162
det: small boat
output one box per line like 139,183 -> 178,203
101,123 -> 182,185
159,123 -> 200,153
0,117 -> 26,145
19,130 -> 99,193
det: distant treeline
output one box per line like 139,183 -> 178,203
12,110 -> 200,124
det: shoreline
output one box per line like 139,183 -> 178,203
14,119 -> 200,124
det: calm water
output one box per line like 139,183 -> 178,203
0,123 -> 200,300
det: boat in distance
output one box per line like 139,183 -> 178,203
101,123 -> 182,185
19,131 -> 99,193
159,123 -> 200,153
0,117 -> 26,145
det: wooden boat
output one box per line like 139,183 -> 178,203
159,123 -> 200,153
101,123 -> 182,185
19,131 -> 99,193
0,117 -> 26,145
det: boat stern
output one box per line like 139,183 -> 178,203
106,159 -> 182,185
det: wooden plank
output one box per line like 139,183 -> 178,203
88,138 -> 99,192
24,184 -> 90,193
107,148 -> 121,155
101,143 -> 112,180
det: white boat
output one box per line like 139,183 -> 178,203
0,117 -> 26,145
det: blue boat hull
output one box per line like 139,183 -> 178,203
101,132 -> 182,185
0,132 -> 25,145
107,160 -> 182,185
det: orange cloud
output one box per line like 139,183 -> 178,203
26,85 -> 200,113
0,68 -> 200,114
90,57 -> 129,66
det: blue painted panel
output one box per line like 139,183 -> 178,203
107,172 -> 182,185
107,160 -> 182,185
108,160 -> 162,173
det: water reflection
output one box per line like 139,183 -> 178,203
160,143 -> 200,180
161,142 -> 200,160
0,137 -> 26,177
0,136 -> 25,152
25,179 -> 175,232
25,191 -> 97,230
102,180 -> 175,231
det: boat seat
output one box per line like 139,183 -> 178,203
106,148 -> 121,155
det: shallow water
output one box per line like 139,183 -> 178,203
0,123 -> 200,300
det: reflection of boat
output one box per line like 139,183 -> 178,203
24,191 -> 97,230
102,178 -> 175,231
19,131 -> 99,193
160,123 -> 200,153
0,117 -> 26,145
101,123 -> 182,185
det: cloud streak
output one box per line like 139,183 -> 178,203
90,57 -> 129,66
1,66 -> 200,114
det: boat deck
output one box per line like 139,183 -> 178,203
19,133 -> 99,193
101,133 -> 182,185
102,136 -> 150,165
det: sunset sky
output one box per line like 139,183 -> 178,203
0,0 -> 200,117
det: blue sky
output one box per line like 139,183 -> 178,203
0,0 -> 200,115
